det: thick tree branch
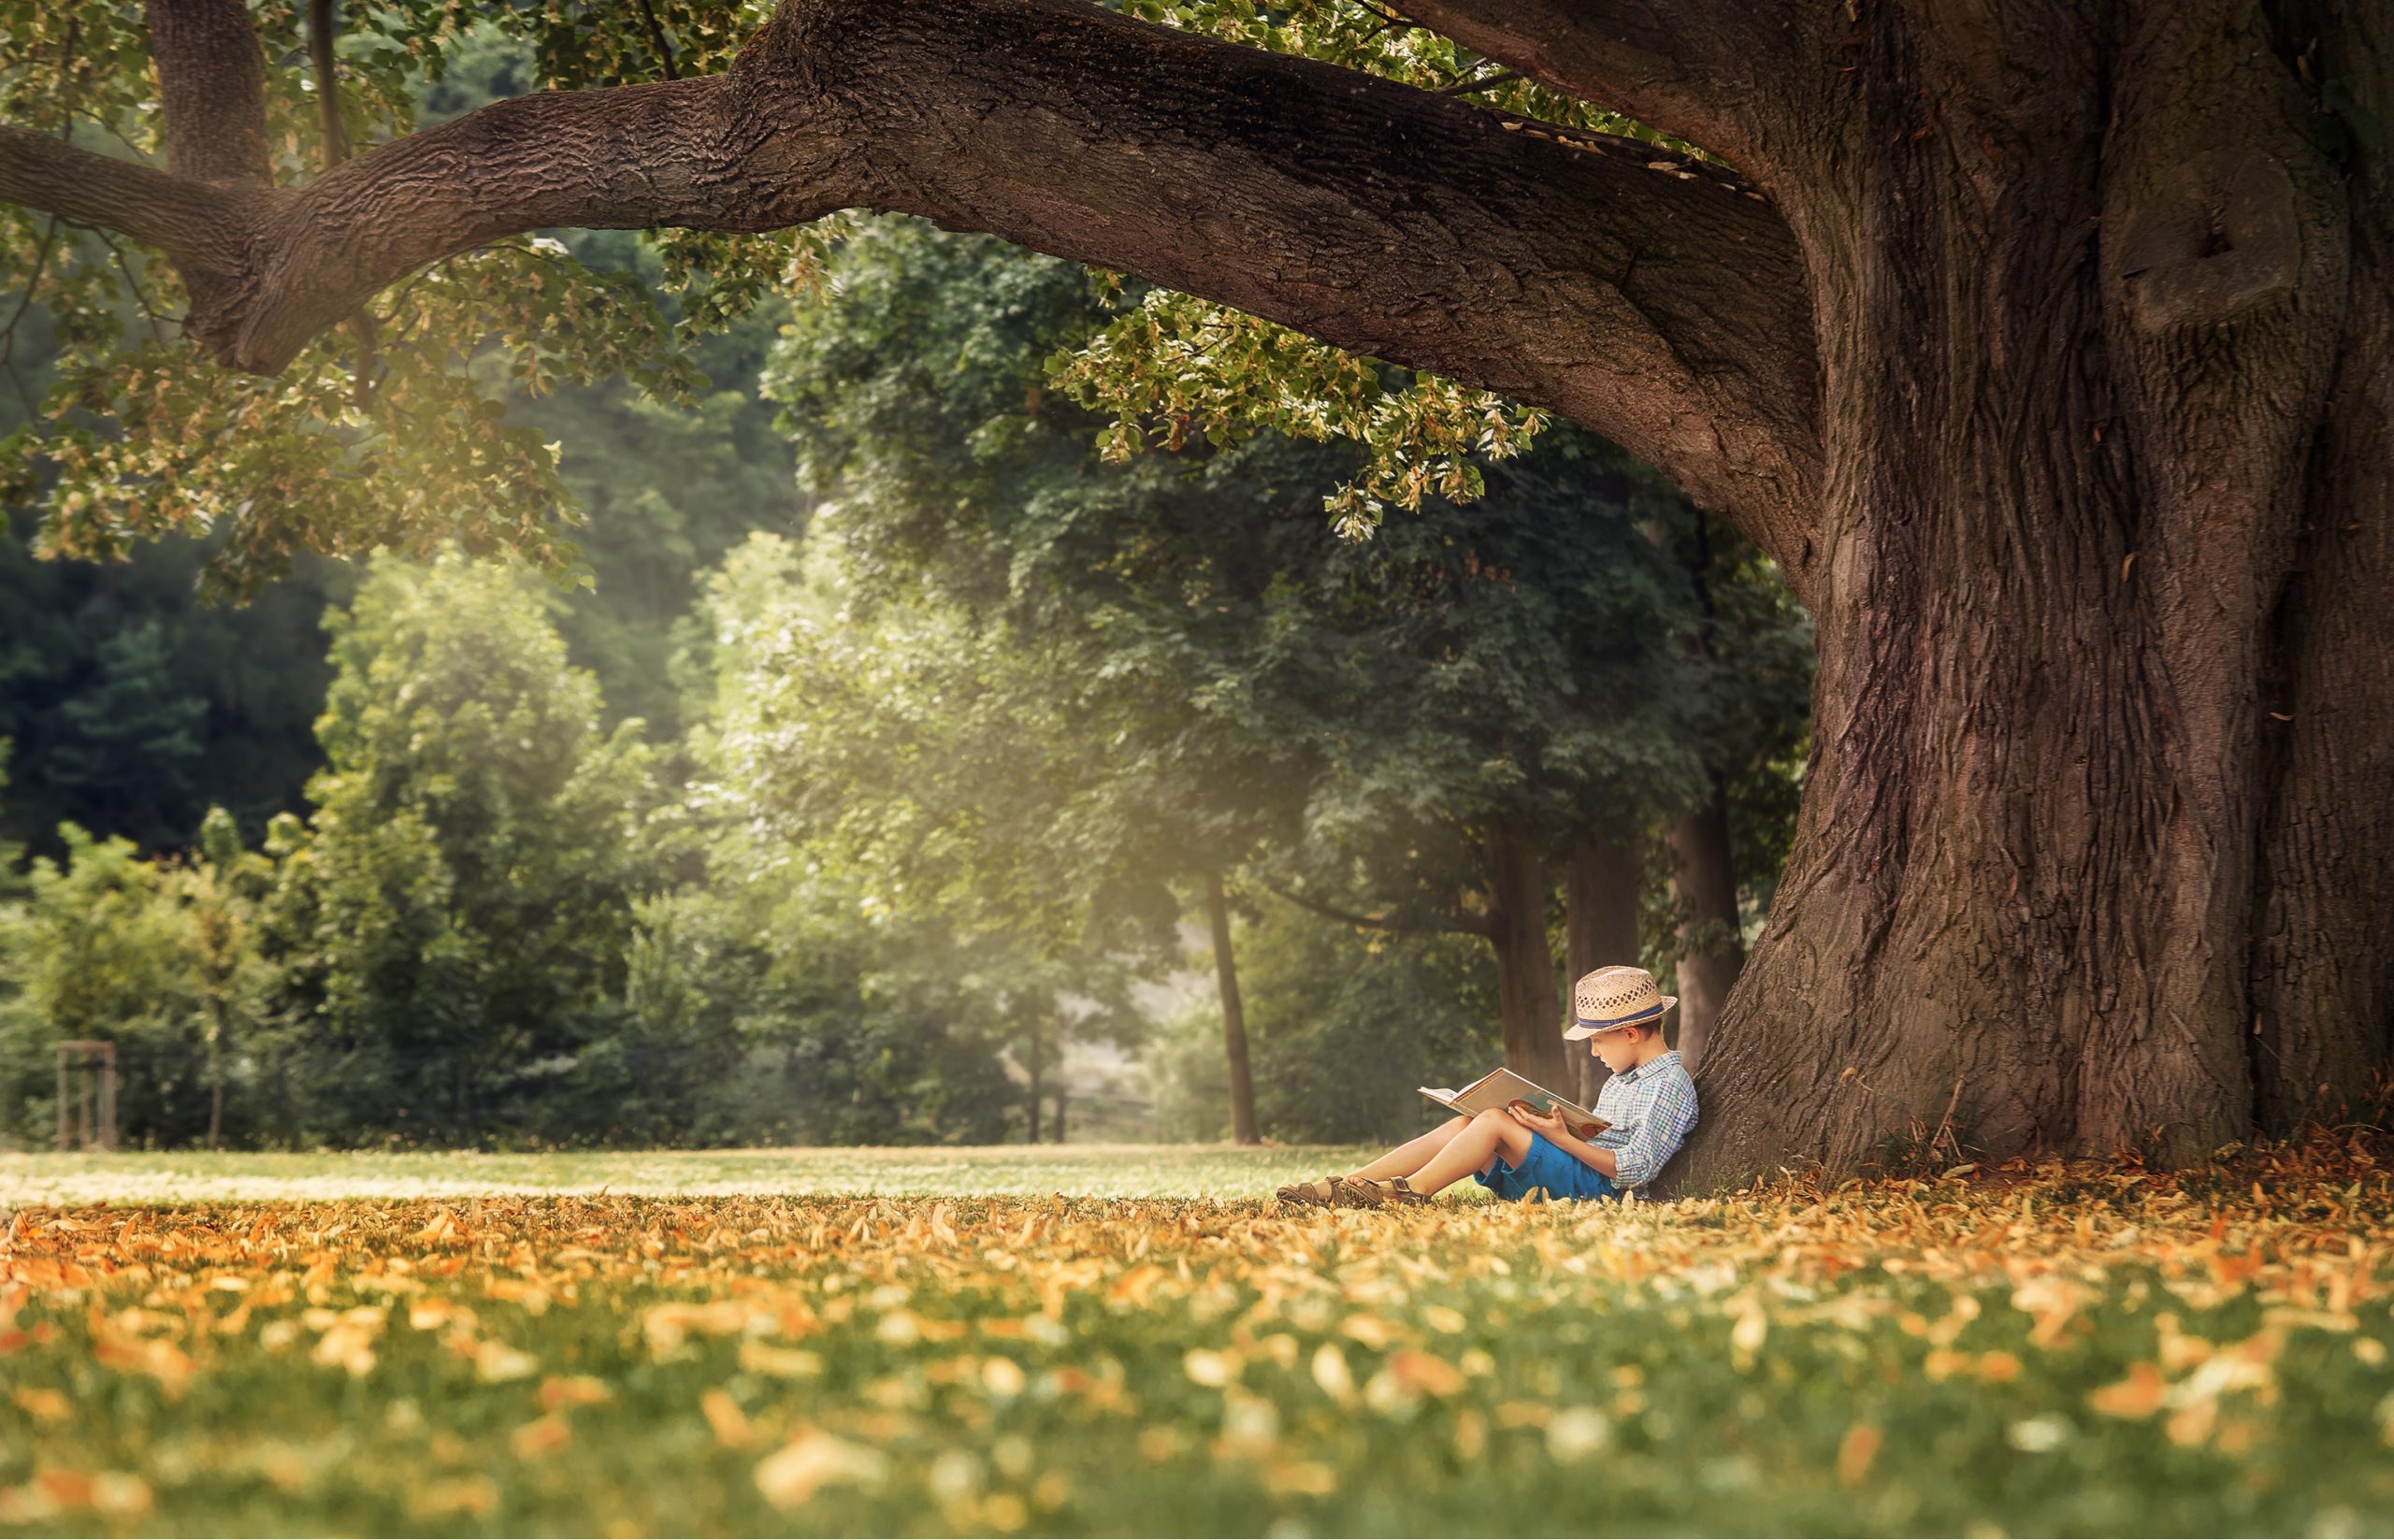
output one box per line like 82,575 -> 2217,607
0,126 -> 254,279
1388,0 -> 1830,178
144,0 -> 272,183
0,0 -> 1825,562
779,0 -> 1823,556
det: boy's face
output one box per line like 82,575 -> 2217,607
1589,1025 -> 1648,1072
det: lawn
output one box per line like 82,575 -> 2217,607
2,1137 -> 2390,1536
0,1144 -> 1373,1207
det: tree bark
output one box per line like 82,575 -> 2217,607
1205,871 -> 1261,1145
1665,0 -> 2365,1189
2246,0 -> 2394,1132
1388,0 -> 1832,186
1565,828 -> 1642,1106
144,0 -> 273,183
1485,817 -> 1568,1090
1666,772 -> 1742,1072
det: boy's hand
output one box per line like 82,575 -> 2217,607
1506,1101 -> 1568,1138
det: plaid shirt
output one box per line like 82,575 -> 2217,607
1588,1050 -> 1699,1188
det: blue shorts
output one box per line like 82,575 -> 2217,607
1473,1132 -> 1621,1202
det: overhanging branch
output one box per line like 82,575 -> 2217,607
0,126 -> 252,277
1389,0 -> 1830,182
0,0 -> 1826,563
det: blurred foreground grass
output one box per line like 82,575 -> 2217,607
3,1136 -> 2391,1536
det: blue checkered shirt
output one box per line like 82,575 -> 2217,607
1588,1050 -> 1699,1188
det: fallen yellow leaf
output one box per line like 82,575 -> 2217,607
754,1428 -> 887,1509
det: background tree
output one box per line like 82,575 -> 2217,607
0,525 -> 347,857
0,824 -> 219,1145
0,26 -> 802,860
1652,511 -> 1815,1070
4,0 -> 2382,1179
186,803 -> 271,1146
670,532 -> 1144,1144
0,743 -> 23,898
764,220 -> 1798,1105
253,553 -> 663,1145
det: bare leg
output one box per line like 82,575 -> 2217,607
1406,1108 -> 1536,1196
1343,1116 -> 1470,1182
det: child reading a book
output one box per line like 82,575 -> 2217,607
1276,965 -> 1699,1207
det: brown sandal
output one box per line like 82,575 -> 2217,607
1361,1177 -> 1432,1207
1328,1176 -> 1384,1208
1276,1176 -> 1342,1207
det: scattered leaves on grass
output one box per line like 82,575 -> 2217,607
0,1134 -> 2390,1533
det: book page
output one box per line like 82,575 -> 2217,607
1418,1068 -> 1606,1130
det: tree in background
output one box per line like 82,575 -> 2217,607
0,513 -> 348,858
679,532 -> 1147,1144
0,24 -> 800,857
765,223 -> 1804,1108
253,554 -> 663,1145
0,742 -> 22,897
1149,902 -> 1503,1146
187,805 -> 273,1147
1653,511 -> 1816,1070
0,825 -> 220,1145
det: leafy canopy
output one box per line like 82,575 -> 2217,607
0,0 -> 1693,590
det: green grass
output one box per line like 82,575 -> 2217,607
0,1144 -> 1378,1206
2,1140 -> 2390,1536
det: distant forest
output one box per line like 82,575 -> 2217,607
0,34 -> 800,861
0,34 -> 1809,1154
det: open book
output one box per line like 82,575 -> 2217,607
1420,1068 -> 1608,1139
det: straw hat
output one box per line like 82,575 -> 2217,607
1562,965 -> 1677,1039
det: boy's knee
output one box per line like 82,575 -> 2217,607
1471,1107 -> 1510,1128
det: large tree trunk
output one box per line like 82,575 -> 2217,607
9,0 -> 2389,1187
1565,828 -> 1642,1107
1669,0 -> 2367,1187
1665,773 -> 1742,1072
2246,1 -> 2394,1132
1204,871 -> 1262,1145
1485,817 -> 1569,1089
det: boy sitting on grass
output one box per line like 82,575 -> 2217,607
1277,965 -> 1699,1207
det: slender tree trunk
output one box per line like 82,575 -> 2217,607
1666,771 -> 1743,1071
208,1028 -> 224,1150
1024,1019 -> 1043,1145
1565,827 -> 1642,1106
1484,817 -> 1568,1089
1205,871 -> 1262,1144
1052,1084 -> 1068,1144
